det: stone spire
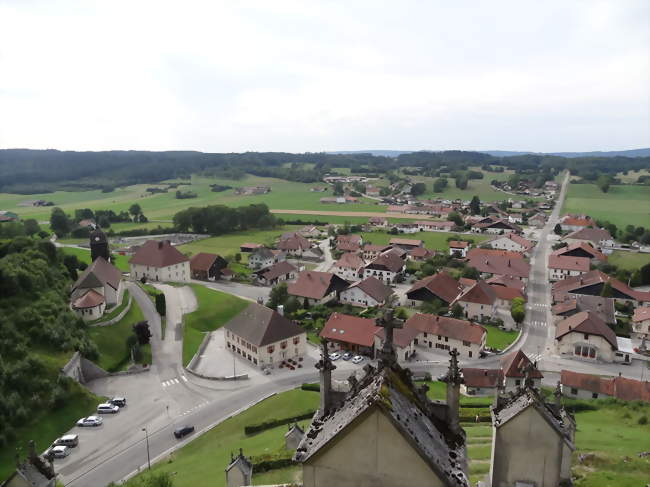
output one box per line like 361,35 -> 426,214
316,338 -> 336,417
441,348 -> 463,434
522,361 -> 536,389
376,308 -> 404,367
554,380 -> 563,409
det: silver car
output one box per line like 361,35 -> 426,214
48,445 -> 70,458
77,416 -> 103,427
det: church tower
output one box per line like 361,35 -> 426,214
89,227 -> 109,262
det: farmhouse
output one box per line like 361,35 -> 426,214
368,216 -> 388,227
500,350 -> 543,392
552,270 -> 650,305
240,242 -> 262,253
404,313 -> 487,359
287,271 -> 349,306
453,280 -> 497,321
461,368 -> 501,396
320,313 -> 379,355
466,254 -> 530,281
129,240 -> 190,282
278,232 -> 312,257
547,255 -> 590,281
255,261 -> 297,286
555,311 -> 619,363
332,252 -> 365,281
561,370 -> 650,402
528,212 -> 547,228
486,274 -> 527,293
485,233 -> 534,254
416,220 -> 455,232
336,234 -> 362,252
224,302 -> 306,367
408,246 -> 435,261
560,214 -> 595,232
552,295 -> 615,325
490,284 -> 526,308
388,237 -> 423,250
563,227 -> 614,249
406,271 -> 463,307
632,306 -> 650,341
362,250 -> 405,284
472,219 -> 522,234
373,326 -> 419,363
248,247 -> 285,270
362,244 -> 392,261
449,240 -> 470,258
551,241 -> 607,263
189,252 -> 227,280
339,276 -> 393,308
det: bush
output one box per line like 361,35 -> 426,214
244,411 -> 316,435
252,457 -> 295,473
301,383 -> 320,392
638,415 -> 648,425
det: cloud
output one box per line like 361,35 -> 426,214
0,0 -> 648,152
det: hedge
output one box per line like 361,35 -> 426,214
301,383 -> 320,392
252,457 -> 295,473
244,410 -> 316,436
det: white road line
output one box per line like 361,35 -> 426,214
172,378 -> 179,385
181,375 -> 188,382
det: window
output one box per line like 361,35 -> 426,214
584,333 -> 589,340
424,332 -> 427,338
571,388 -> 578,395
468,351 -> 472,358
281,341 -> 288,349
293,337 -> 300,345
444,337 -> 448,343
267,346 -> 274,354
438,335 -> 442,340
592,393 -> 598,399
515,379 -> 521,386
463,340 -> 470,346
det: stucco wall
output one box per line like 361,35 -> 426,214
334,266 -> 361,281
561,385 -> 612,400
226,331 -> 307,367
130,261 -> 190,282
489,238 -> 525,252
340,286 -> 381,307
461,301 -> 495,321
416,332 -> 484,359
556,332 -> 615,363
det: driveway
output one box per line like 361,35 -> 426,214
191,279 -> 271,303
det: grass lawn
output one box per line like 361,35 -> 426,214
122,388 -> 319,487
182,284 -> 249,366
0,381 -> 103,481
359,230 -> 490,252
608,250 -> 650,271
60,246 -> 130,272
87,290 -> 131,325
273,213 -> 418,225
88,297 -> 151,372
483,324 -> 519,351
563,183 -> 650,228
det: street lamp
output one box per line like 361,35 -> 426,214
142,427 -> 151,470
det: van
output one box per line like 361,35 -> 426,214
54,434 -> 79,447
97,403 -> 119,414
109,396 -> 127,407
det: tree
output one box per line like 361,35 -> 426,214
455,174 -> 468,190
450,303 -> 464,319
469,196 -> 481,215
553,223 -> 563,235
37,230 -> 49,239
284,296 -> 301,314
155,292 -> 166,316
267,282 -> 289,309
447,211 -> 464,227
640,263 -> 650,285
133,321 -> 152,345
461,266 -> 480,279
333,182 -> 344,196
23,219 -> 40,236
50,207 -> 71,237
410,182 -> 426,196
596,174 -> 611,193
600,281 -> 613,297
433,178 -> 448,193
510,297 -> 525,325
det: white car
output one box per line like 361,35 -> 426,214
351,355 -> 364,364
77,416 -> 103,427
48,445 -> 70,459
328,352 -> 341,361
97,403 -> 120,414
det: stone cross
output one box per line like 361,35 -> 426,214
377,308 -> 404,366
442,348 -> 462,385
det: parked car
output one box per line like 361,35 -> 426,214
53,434 -> 79,448
352,355 -> 364,364
328,352 -> 341,361
109,396 -> 127,407
342,351 -> 353,361
97,403 -> 119,414
48,446 -> 70,459
174,425 -> 195,439
77,416 -> 103,427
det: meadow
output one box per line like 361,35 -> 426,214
61,245 -> 131,272
359,229 -> 490,251
608,250 -> 650,271
563,183 -> 650,228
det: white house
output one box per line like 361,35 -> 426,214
332,252 -> 365,281
548,255 -> 590,282
362,250 -> 405,284
555,311 -> 618,363
563,227 -> 615,249
248,247 -> 285,270
452,280 -> 497,321
129,240 -> 190,282
339,276 -> 393,308
449,240 -> 470,258
405,313 -> 487,359
485,234 -> 534,254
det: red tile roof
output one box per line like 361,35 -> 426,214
190,252 -> 221,272
486,275 -> 526,292
405,313 -> 486,345
456,280 -> 497,305
363,244 -> 392,253
240,242 -> 262,250
548,255 -> 590,272
345,276 -> 393,302
561,370 -> 650,402
468,248 -> 525,260
374,326 -> 420,348
500,350 -> 543,379
287,271 -> 347,300
409,247 -> 435,259
278,233 -> 311,251
320,313 -> 379,347
564,227 -> 612,243
449,240 -> 469,248
334,252 -> 365,270
555,311 -> 617,349
467,254 -> 530,279
562,216 -> 593,227
552,242 -> 607,262
389,237 -> 423,247
459,278 -> 477,289
500,233 -> 534,251
73,289 -> 105,309
491,284 -> 525,302
462,368 -> 502,388
366,251 -> 405,273
406,271 -> 463,304
129,240 -> 189,267
259,261 -> 297,281
552,270 -> 650,303
633,307 -> 650,323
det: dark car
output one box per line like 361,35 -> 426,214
109,397 -> 127,407
174,425 -> 195,439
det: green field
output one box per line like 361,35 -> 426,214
563,183 -> 650,228
182,284 -> 249,366
359,230 -> 490,251
483,324 -> 519,351
88,296 -> 151,371
122,388 -> 319,487
273,213 -> 417,225
60,246 -> 130,272
608,250 -> 650,271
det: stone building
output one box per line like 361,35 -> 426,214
70,256 -> 122,321
555,311 -> 619,363
285,423 -> 305,450
129,240 -> 190,282
225,449 -> 252,487
89,227 -> 110,262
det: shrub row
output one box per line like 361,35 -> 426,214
252,457 -> 295,473
244,410 -> 315,435
301,383 -> 320,392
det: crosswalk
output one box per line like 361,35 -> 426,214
161,374 -> 189,388
527,353 -> 543,363
529,320 -> 547,328
528,303 -> 549,309
181,400 -> 210,416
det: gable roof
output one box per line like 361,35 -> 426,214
287,271 -> 348,299
72,256 -> 121,292
466,254 -> 530,279
456,280 -> 497,306
468,248 -> 525,260
490,284 -> 525,302
475,219 -> 522,232
633,306 -> 650,323
389,237 -> 423,247
493,233 -> 534,251
555,311 -> 617,349
374,325 -> 421,348
552,269 -> 650,303
563,227 -> 612,243
462,368 -> 501,388
561,370 -> 650,402
405,313 -> 486,345
250,246 -> 275,260
365,251 -> 404,273
345,276 -> 393,302
449,240 -> 469,249
224,302 -> 304,346
552,242 -> 607,262
129,240 -> 188,267
189,252 -> 221,271
258,261 -> 297,281
561,215 -> 594,227
552,295 -> 615,324
278,233 -> 311,251
72,289 -> 105,309
500,350 -> 543,379
409,247 -> 435,259
486,274 -> 526,292
548,255 -> 591,272
320,313 -> 379,347
334,252 -> 365,270
406,271 -> 463,304
363,243 -> 392,253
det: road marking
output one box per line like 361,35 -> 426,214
181,375 -> 188,382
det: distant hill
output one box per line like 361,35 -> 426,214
327,150 -> 412,157
482,148 -> 650,158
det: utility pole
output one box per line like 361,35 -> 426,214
142,427 -> 151,470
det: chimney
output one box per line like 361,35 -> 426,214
277,304 -> 284,316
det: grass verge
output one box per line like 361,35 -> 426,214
483,324 -> 519,351
87,290 -> 131,325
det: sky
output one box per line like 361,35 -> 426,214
0,0 -> 648,153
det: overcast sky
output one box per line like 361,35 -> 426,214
0,0 -> 648,153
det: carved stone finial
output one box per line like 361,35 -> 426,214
522,361 -> 535,389
377,308 -> 404,367
554,380 -> 563,407
442,348 -> 462,385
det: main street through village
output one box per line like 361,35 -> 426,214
56,172 -> 647,487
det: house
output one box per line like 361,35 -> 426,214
548,255 -> 591,281
298,225 -> 322,238
189,252 -> 227,280
248,247 -> 285,270
461,368 -> 501,396
472,219 -> 522,235
490,382 -> 575,487
373,326 -> 419,363
404,313 -> 487,359
129,240 -> 190,282
332,252 -> 365,281
390,222 -> 419,233
551,294 -> 616,325
453,280 -> 497,321
560,214 -> 595,232
500,350 -> 543,392
632,306 -> 650,341
294,340 -> 469,487
490,284 -> 526,308
416,220 -> 455,232
485,233 -> 534,254
555,311 -> 619,362
528,212 -> 547,228
406,271 -> 463,307
340,276 -> 393,308
466,254 -> 530,281
224,302 -> 306,367
468,248 -> 525,260
71,257 -> 123,321
561,370 -> 650,402
240,242 -> 262,253
552,269 -> 650,305
362,244 -> 392,261
278,232 -> 312,257
225,450 -> 253,487
563,227 -> 615,249
449,240 -> 470,258
388,237 -> 423,250
362,250 -> 405,283
0,210 -> 19,222
408,247 -> 435,261
336,234 -> 362,252
486,274 -> 527,293
368,216 -> 388,227
255,261 -> 297,286
287,271 -> 349,306
320,313 -> 379,354
551,241 -> 607,263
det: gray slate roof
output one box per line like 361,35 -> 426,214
224,302 -> 304,346
72,256 -> 121,291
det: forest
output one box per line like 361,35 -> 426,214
1,148 -> 649,194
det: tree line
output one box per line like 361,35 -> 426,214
172,203 -> 278,235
